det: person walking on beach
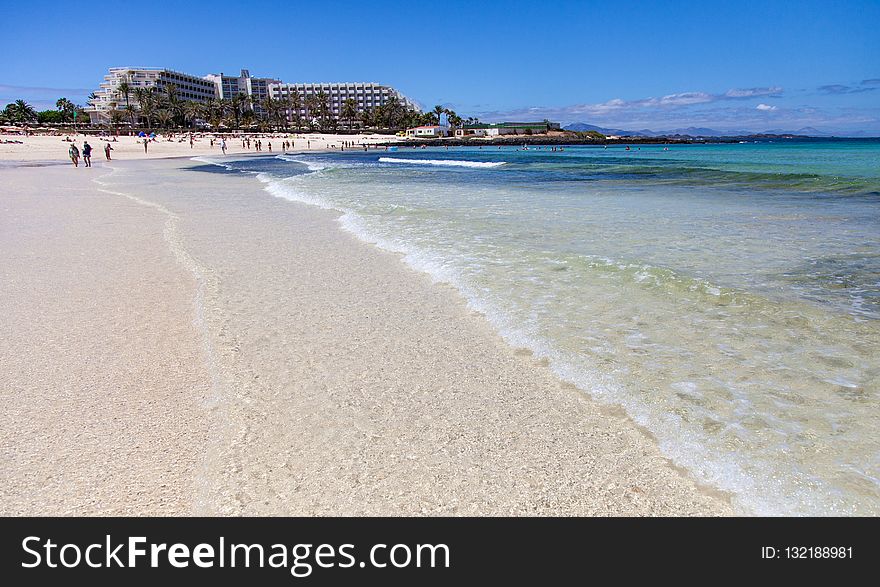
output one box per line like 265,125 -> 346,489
220,138 -> 227,155
68,143 -> 80,167
190,135 -> 194,149
143,138 -> 149,154
82,141 -> 92,167
268,141 -> 272,153
104,142 -> 113,160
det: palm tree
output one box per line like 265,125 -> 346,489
383,96 -> 407,130
117,79 -> 134,127
205,99 -> 223,129
341,98 -> 357,131
133,87 -> 157,129
156,109 -> 174,129
285,89 -> 301,130
315,91 -> 330,130
304,94 -> 319,131
230,94 -> 246,129
432,104 -> 445,126
124,104 -> 136,128
359,107 -> 374,130
241,109 -> 256,129
163,83 -> 182,126
56,98 -> 76,123
183,101 -> 203,129
109,108 -> 124,131
261,96 -> 283,130
6,99 -> 37,124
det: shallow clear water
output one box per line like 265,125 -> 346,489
197,140 -> 880,515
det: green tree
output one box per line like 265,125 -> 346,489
56,98 -> 76,123
285,89 -> 301,130
133,87 -> 157,129
156,109 -> 174,129
431,104 -> 445,126
241,108 -> 256,129
183,101 -> 203,128
341,98 -> 358,131
163,83 -> 182,126
205,99 -> 223,129
230,94 -> 247,129
109,108 -> 125,131
37,110 -> 63,124
359,107 -> 374,130
304,94 -> 319,131
314,91 -> 330,130
261,96 -> 284,130
3,100 -> 37,124
117,78 -> 134,127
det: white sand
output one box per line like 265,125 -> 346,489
0,131 -> 399,163
0,156 -> 731,516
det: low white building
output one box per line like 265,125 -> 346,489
454,121 -> 561,137
405,125 -> 451,138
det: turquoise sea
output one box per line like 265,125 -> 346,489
198,139 -> 880,515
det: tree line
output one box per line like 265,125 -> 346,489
99,81 -> 479,132
1,98 -> 88,125
1,83 -> 483,133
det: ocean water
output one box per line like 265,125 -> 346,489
195,140 -> 880,515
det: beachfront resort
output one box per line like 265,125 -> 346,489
86,66 -> 420,130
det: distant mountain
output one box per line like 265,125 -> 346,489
660,126 -> 734,137
563,122 -> 873,138
564,123 -> 644,136
564,122 -> 735,136
759,126 -> 830,137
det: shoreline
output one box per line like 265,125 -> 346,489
1,156 -> 733,515
0,131 -> 403,163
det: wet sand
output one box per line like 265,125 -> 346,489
0,157 -> 731,515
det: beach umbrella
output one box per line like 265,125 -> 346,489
138,131 -> 146,137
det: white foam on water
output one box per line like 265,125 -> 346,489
378,157 -> 506,168
190,155 -> 242,171
276,155 -> 327,172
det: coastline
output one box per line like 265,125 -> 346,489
0,131 -> 402,163
0,156 -> 732,515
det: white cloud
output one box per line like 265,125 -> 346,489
478,86 -> 785,122
756,103 -> 777,111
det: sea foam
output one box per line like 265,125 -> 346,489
378,157 -> 506,168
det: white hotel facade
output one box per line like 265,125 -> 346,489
87,67 -> 417,126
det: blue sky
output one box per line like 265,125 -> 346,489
2,0 -> 878,134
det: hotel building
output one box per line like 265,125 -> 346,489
269,82 -> 418,122
87,66 -> 417,126
86,67 -> 217,125
204,69 -> 281,117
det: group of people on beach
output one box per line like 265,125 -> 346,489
68,140 -> 113,167
60,132 -> 391,165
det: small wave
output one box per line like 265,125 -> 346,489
276,155 -> 327,172
378,157 -> 506,169
189,156 -> 237,171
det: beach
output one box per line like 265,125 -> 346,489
0,152 -> 731,516
0,131 -> 399,163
